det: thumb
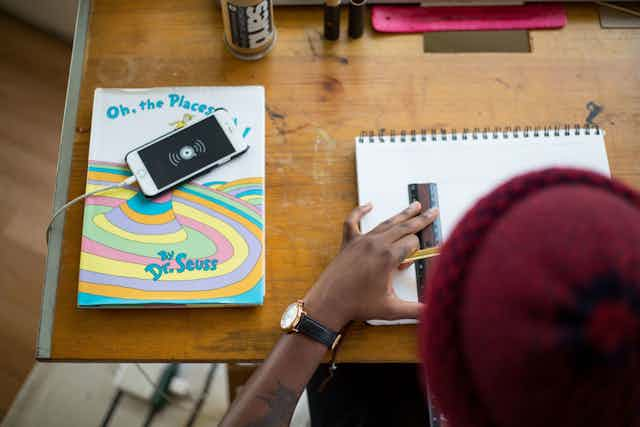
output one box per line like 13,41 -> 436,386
386,298 -> 425,320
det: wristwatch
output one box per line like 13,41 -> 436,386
280,300 -> 342,350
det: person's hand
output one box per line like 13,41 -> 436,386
303,202 -> 439,330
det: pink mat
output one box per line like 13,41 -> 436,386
371,4 -> 566,33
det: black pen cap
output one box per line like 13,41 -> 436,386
348,0 -> 366,39
324,1 -> 341,41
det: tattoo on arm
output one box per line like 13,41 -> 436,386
242,381 -> 299,427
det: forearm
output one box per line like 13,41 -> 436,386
220,202 -> 434,426
219,333 -> 327,427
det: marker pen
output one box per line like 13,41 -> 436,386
324,0 -> 341,40
348,0 -> 366,39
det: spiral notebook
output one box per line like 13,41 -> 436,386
355,126 -> 610,325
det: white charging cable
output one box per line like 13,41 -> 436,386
46,175 -> 138,244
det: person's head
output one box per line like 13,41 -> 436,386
419,168 -> 640,427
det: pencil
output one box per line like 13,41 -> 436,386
403,246 -> 440,263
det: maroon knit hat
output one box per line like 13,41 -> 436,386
419,168 -> 640,427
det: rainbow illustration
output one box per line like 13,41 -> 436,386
78,161 -> 264,307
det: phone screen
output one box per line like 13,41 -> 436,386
138,115 -> 236,189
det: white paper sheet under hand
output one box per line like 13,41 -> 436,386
355,129 -> 610,325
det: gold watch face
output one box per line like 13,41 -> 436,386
280,302 -> 302,331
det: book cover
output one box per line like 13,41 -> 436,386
79,87 -> 265,307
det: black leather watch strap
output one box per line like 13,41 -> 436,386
297,313 -> 340,349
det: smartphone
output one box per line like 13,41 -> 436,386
125,111 -> 248,197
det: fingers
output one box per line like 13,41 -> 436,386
369,202 -> 422,235
342,203 -> 373,243
389,234 -> 420,266
383,207 -> 439,242
398,261 -> 414,271
386,299 -> 425,320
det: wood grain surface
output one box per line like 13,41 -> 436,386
49,0 -> 640,362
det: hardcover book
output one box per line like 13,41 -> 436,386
79,86 -> 265,307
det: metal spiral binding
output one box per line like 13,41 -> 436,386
357,124 -> 601,143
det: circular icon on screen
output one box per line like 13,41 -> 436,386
179,145 -> 196,160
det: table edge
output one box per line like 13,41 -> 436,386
36,0 -> 91,361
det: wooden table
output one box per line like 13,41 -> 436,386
39,0 -> 640,362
